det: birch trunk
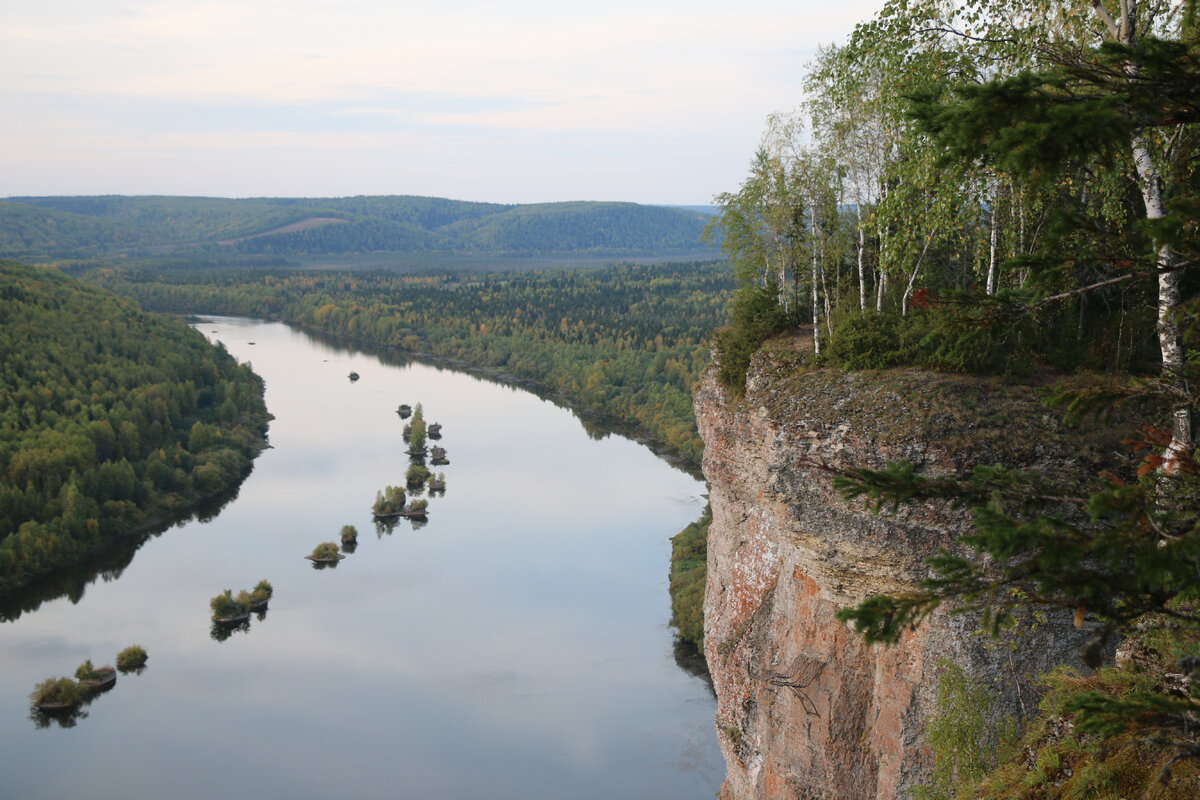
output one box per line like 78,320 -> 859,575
856,200 -> 867,311
1092,0 -> 1193,463
811,206 -> 822,355
986,179 -> 999,296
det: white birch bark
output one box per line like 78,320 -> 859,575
1093,0 -> 1192,464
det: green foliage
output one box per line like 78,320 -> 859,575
835,446 -> 1200,785
407,408 -> 427,452
81,261 -> 730,466
405,464 -> 431,490
309,541 -> 340,560
372,486 -> 407,515
252,579 -> 272,600
115,645 -> 148,670
29,676 -> 82,707
712,285 -> 789,393
74,659 -> 104,681
0,196 -> 710,261
969,663 -> 1200,799
339,525 -> 357,543
669,504 -> 710,648
915,661 -> 1018,800
0,261 -> 270,594
209,589 -> 249,619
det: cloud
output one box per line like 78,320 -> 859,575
1,0 -> 887,201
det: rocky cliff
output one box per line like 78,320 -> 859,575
695,344 -> 1128,800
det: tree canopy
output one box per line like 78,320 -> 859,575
0,260 -> 270,593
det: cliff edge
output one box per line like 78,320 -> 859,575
696,344 -> 1128,800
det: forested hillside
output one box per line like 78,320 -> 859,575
79,262 -> 732,465
0,261 -> 270,593
0,195 -> 711,262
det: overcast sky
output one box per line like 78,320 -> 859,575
1,0 -> 885,205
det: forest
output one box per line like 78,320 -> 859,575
700,0 -> 1198,795
0,260 -> 271,593
0,195 -> 712,263
76,261 -> 732,465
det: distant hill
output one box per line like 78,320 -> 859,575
0,195 -> 715,263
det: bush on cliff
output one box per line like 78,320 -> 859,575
712,285 -> 788,394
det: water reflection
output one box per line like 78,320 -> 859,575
0,317 -> 720,800
210,618 -> 252,642
0,483 -> 246,623
30,702 -> 90,730
291,324 -> 702,480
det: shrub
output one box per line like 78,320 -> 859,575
116,645 -> 148,670
825,310 -> 909,370
310,541 -> 340,560
30,677 -> 82,708
340,525 -> 358,543
373,485 -> 406,514
74,659 -> 104,681
406,464 -> 431,489
713,285 -> 788,393
210,589 -> 249,618
252,579 -> 273,600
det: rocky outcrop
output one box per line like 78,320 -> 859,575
696,347 -> 1128,800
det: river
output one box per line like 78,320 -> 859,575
0,317 -> 721,799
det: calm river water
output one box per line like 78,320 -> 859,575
0,317 -> 721,799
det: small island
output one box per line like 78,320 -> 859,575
340,524 -> 358,545
29,677 -> 84,712
372,485 -> 408,517
428,473 -> 446,493
405,404 -> 428,456
430,446 -> 449,465
406,463 -> 431,489
116,645 -> 149,672
248,579 -> 273,611
395,498 -> 428,519
397,403 -> 412,418
306,541 -> 345,563
348,371 -> 360,382
427,422 -> 442,439
75,659 -> 117,692
210,589 -> 252,625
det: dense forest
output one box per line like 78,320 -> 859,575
703,0 -> 1199,795
77,261 -> 731,465
0,261 -> 270,593
0,195 -> 712,262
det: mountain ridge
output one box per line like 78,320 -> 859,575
0,194 -> 714,263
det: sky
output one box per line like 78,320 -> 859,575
1,0 -> 886,205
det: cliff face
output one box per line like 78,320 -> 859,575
696,347 -> 1123,800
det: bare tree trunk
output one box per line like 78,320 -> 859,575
811,207 -> 822,355
987,179 -> 999,296
901,234 -> 934,318
821,254 -> 834,341
856,200 -> 867,311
